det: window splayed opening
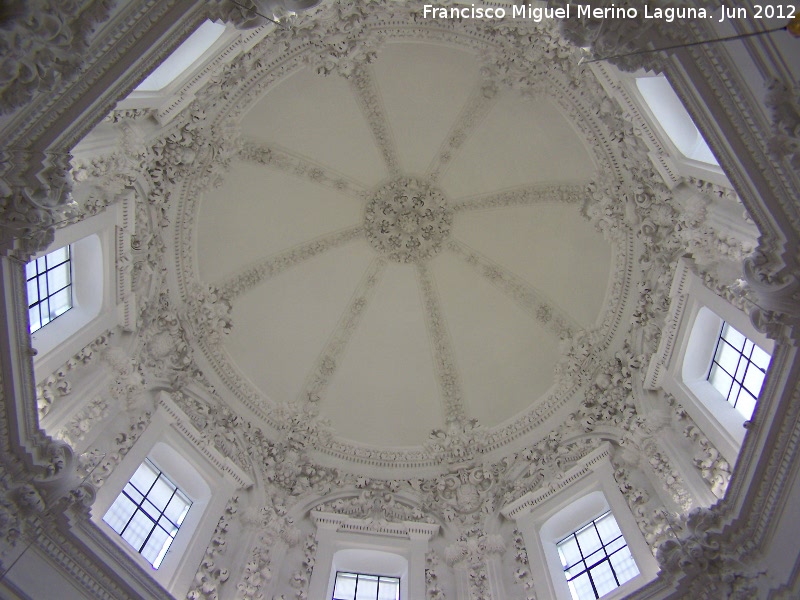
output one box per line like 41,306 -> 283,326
103,458 -> 192,569
637,75 -> 718,165
26,245 -> 73,333
135,20 -> 227,92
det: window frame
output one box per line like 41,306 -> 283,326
556,510 -> 639,600
26,244 -> 74,333
103,457 -> 193,569
309,512 -> 438,600
645,258 -> 774,463
87,392 -> 252,597
29,203 -> 132,382
706,321 -> 770,420
502,444 -> 658,600
332,570 -> 401,600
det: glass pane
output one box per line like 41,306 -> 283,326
141,525 -> 171,567
715,343 -> 741,375
735,391 -> 757,420
355,575 -> 379,600
47,264 -> 70,293
121,511 -> 154,551
122,483 -> 144,505
164,494 -> 191,523
594,513 -> 621,544
721,323 -> 745,350
29,306 -> 41,333
334,572 -> 358,599
604,536 -> 626,554
743,366 -> 765,397
609,547 -> 639,585
36,256 -> 47,273
590,560 -> 617,597
575,524 -> 602,556
377,578 -> 399,600
129,461 -> 159,494
568,571 -> 595,600
159,515 -> 179,535
49,288 -> 71,317
47,246 -> 69,265
103,495 -> 137,534
27,278 -> 40,304
147,476 -> 175,511
709,366 -> 733,399
25,260 -> 37,279
558,536 -> 582,568
751,345 -> 771,371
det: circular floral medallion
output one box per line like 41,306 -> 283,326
364,177 -> 453,263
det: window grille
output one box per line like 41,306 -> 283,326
103,458 -> 192,569
332,571 -> 400,600
557,511 -> 639,600
26,245 -> 73,333
707,321 -> 771,420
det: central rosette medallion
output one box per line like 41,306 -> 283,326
365,177 -> 453,263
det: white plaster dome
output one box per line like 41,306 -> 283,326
189,37 -> 620,457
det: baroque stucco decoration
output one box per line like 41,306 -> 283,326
1,0 -> 799,599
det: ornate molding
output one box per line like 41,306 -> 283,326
365,177 -> 452,264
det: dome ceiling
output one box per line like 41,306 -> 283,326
192,38 -> 615,449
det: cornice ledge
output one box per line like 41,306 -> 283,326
156,391 -> 253,489
500,442 -> 612,520
310,510 -> 439,541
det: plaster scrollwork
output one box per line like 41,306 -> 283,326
288,0 -> 385,79
511,529 -> 538,600
0,0 -> 113,115
743,249 -> 800,344
416,263 -> 467,425
365,178 -> 453,264
184,283 -> 233,347
421,462 -> 503,526
76,411 -> 152,492
349,66 -> 400,175
444,528 -> 505,600
612,464 -> 676,555
236,508 -> 304,598
218,226 -> 365,302
300,257 -> 386,404
35,332 -> 111,419
656,507 -> 763,599
239,139 -> 366,196
315,490 -> 435,525
446,239 -> 578,340
187,496 -> 238,600
765,79 -> 800,170
425,550 -> 447,600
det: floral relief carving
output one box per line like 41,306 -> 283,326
187,496 -> 238,600
365,177 -> 453,264
511,529 -> 538,600
425,549 -> 447,600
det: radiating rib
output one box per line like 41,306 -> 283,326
425,81 -> 499,183
446,239 -> 580,340
451,183 -> 588,213
350,66 -> 401,177
218,226 -> 365,301
416,263 -> 468,425
299,257 -> 387,403
239,139 -> 369,196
